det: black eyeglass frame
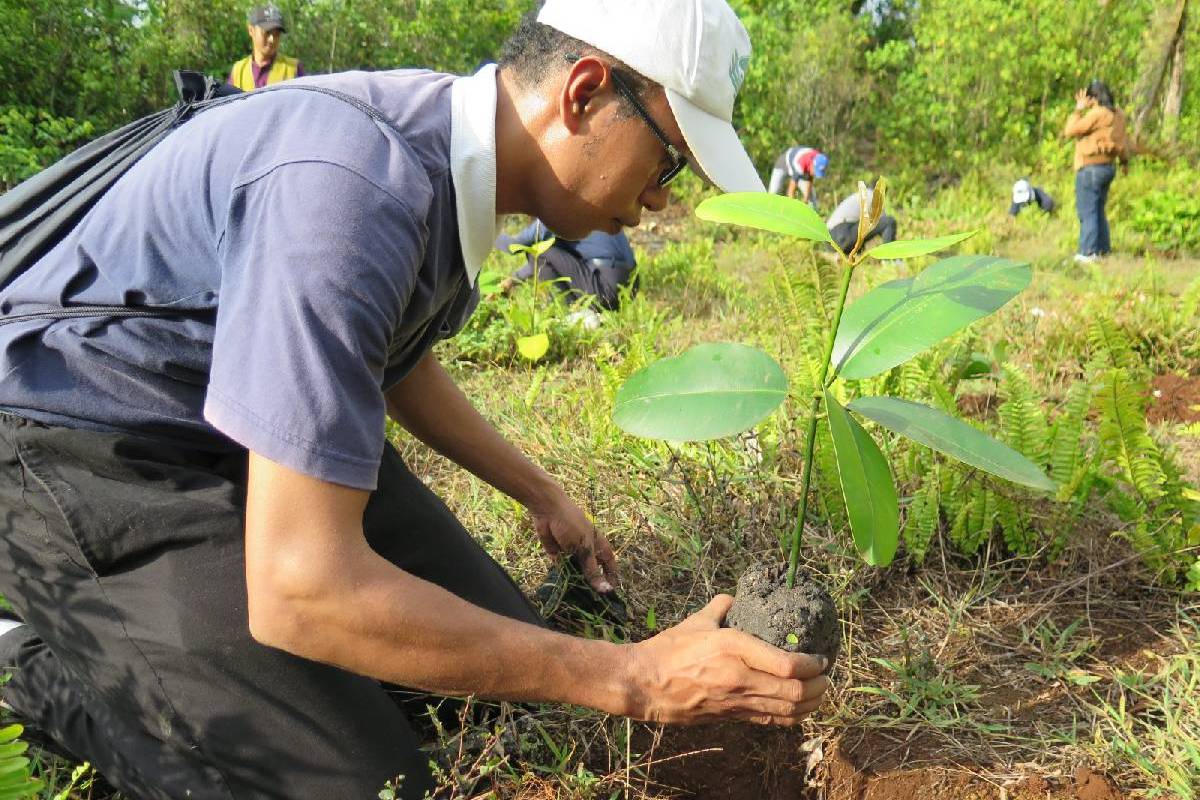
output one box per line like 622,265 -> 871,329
563,54 -> 689,188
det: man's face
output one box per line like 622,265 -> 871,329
538,68 -> 691,241
248,24 -> 282,60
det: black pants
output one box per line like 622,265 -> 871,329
513,249 -> 637,311
0,411 -> 543,799
829,214 -> 898,254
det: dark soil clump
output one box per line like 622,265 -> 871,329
725,562 -> 841,665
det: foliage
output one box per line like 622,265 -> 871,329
1086,617 -> 1200,799
0,108 -> 93,191
1,0 -> 1195,189
615,189 -> 1051,575
0,723 -> 42,799
443,280 -> 601,368
1127,191 -> 1200,253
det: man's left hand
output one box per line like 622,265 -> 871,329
530,494 -> 618,594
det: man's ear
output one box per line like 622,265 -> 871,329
560,56 -> 610,135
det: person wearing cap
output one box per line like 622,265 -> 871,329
0,2 -> 830,798
495,219 -> 639,311
228,4 -> 305,92
826,179 -> 897,255
1008,178 -> 1055,218
768,145 -> 828,208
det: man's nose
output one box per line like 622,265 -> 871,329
640,181 -> 670,213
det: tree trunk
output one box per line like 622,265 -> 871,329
1132,0 -> 1187,138
1162,4 -> 1187,141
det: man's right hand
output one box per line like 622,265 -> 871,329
622,595 -> 831,726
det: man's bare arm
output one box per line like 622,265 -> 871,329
385,352 -> 617,590
244,453 -> 831,725
385,352 -> 558,519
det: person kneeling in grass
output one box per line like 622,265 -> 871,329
827,179 -> 897,255
496,218 -> 639,313
0,2 -> 831,798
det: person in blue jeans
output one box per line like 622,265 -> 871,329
1063,80 -> 1130,264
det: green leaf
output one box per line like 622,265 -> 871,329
477,269 -> 503,296
832,255 -> 1032,379
848,397 -> 1056,492
529,237 -> 556,257
864,229 -> 978,259
613,342 -> 787,441
825,391 -> 899,567
506,238 -> 555,257
695,192 -> 833,243
516,333 -> 549,361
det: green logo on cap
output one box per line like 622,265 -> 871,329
729,53 -> 750,93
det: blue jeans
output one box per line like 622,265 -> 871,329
1075,163 -> 1115,256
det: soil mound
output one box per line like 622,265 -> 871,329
725,562 -> 841,664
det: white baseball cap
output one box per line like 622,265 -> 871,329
537,0 -> 765,193
1012,179 -> 1033,205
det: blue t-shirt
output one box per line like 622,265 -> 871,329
0,70 -> 479,490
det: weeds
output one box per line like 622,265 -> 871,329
1085,615 -> 1200,799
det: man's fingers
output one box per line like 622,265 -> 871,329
730,631 -> 829,679
594,534 -> 620,589
536,527 -> 561,557
678,594 -> 734,629
578,550 -> 613,594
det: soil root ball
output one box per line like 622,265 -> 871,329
725,563 -> 841,666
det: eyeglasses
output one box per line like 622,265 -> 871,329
564,55 -> 689,188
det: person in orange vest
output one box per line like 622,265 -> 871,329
228,4 -> 305,91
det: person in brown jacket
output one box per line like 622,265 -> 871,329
1063,80 -> 1129,264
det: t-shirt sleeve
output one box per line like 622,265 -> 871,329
206,160 -> 423,490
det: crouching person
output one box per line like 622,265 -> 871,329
0,2 -> 831,798
497,219 -> 638,311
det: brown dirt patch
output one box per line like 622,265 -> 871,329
1147,373 -> 1200,424
957,392 -> 999,420
821,743 -> 1131,800
633,723 -> 810,799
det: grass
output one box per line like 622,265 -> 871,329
1083,613 -> 1200,799
18,162 -> 1200,798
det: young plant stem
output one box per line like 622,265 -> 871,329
786,254 -> 858,588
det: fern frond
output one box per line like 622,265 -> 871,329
996,493 -> 1033,555
814,418 -> 848,532
811,256 -> 841,322
948,497 -> 974,553
1096,368 -> 1166,506
896,358 -> 929,402
1049,381 -> 1094,486
1087,317 -> 1136,371
950,483 -> 994,555
904,468 -> 941,563
998,364 -> 1049,464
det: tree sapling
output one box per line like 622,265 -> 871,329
612,182 -> 1055,665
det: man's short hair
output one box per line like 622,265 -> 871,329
498,11 -> 652,115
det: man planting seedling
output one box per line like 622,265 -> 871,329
0,1 -> 830,797
613,183 -> 1055,664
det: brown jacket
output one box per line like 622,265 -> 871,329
1063,106 -> 1130,171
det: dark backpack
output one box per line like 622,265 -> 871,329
0,71 -> 405,304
